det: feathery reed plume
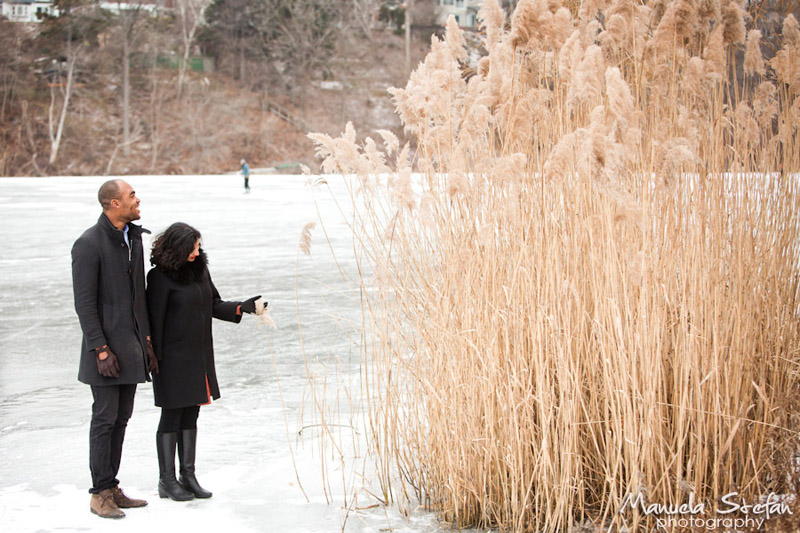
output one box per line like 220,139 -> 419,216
602,18 -> 624,54
255,298 -> 275,328
510,0 -> 546,50
375,129 -> 399,157
605,66 -> 635,127
549,6 -> 573,50
684,56 -> 707,98
579,0 -> 609,19
753,81 -> 778,129
603,0 -> 650,60
783,13 -> 800,48
703,23 -> 726,81
722,0 -> 745,45
558,29 -> 583,82
734,103 -> 760,157
444,15 -> 467,64
544,129 -> 587,180
478,0 -> 505,53
771,15 -> 800,92
569,44 -> 605,106
299,222 -> 315,257
651,0 -> 699,55
391,143 -> 414,210
510,0 -> 572,51
490,152 -> 527,186
308,123 -> 364,176
648,0 -> 667,26
606,0 -> 637,30
363,137 -> 389,175
657,137 -> 697,185
697,0 -> 722,37
744,29 -> 765,76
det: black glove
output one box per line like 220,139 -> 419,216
96,346 -> 120,378
146,339 -> 159,374
240,295 -> 262,314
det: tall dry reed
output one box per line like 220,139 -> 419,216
306,1 -> 800,530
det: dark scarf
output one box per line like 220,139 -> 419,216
163,250 -> 208,284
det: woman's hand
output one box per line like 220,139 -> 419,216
239,295 -> 262,314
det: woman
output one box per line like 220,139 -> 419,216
146,222 -> 263,501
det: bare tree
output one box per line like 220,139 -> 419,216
349,0 -> 380,40
204,0 -> 276,86
0,20 -> 34,174
48,53 -> 78,165
204,0 -> 348,97
110,1 -> 146,157
139,20 -> 177,168
33,0 -> 110,170
45,0 -> 89,166
269,0 -> 346,112
0,21 -> 25,123
176,0 -> 212,96
405,0 -> 412,72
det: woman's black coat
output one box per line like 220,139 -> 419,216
146,252 -> 242,409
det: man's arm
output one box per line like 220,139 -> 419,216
72,237 -> 107,350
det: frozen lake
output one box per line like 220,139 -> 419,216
0,175 -> 443,532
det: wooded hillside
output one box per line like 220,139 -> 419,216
0,0 -> 796,176
0,0 -> 435,176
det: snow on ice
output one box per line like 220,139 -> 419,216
0,175 -> 443,533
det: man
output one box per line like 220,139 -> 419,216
72,180 -> 159,519
241,158 -> 250,192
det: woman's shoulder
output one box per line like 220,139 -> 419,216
147,266 -> 170,283
149,261 -> 208,285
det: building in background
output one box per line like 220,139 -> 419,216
98,0 -> 166,16
434,0 -> 481,28
0,0 -> 57,22
1,0 -> 168,22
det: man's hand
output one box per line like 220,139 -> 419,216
96,347 -> 120,378
146,339 -> 159,374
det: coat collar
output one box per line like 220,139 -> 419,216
98,213 -> 150,241
163,249 -> 208,284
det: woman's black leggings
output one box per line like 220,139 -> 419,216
158,405 -> 200,433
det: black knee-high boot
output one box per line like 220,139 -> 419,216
156,432 -> 195,501
178,429 -> 212,498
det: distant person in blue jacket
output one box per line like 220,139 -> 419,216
240,159 -> 250,192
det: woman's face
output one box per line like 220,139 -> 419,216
187,238 -> 201,262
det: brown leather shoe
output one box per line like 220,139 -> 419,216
112,486 -> 148,508
90,489 -> 125,519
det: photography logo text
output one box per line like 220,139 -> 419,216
619,491 -> 793,530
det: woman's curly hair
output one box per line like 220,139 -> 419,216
150,222 -> 202,271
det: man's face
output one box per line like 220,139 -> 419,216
113,181 -> 141,223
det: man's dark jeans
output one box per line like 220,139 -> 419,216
89,384 -> 137,494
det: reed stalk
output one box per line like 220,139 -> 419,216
306,1 -> 800,530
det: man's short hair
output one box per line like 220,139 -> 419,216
98,180 -> 121,210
